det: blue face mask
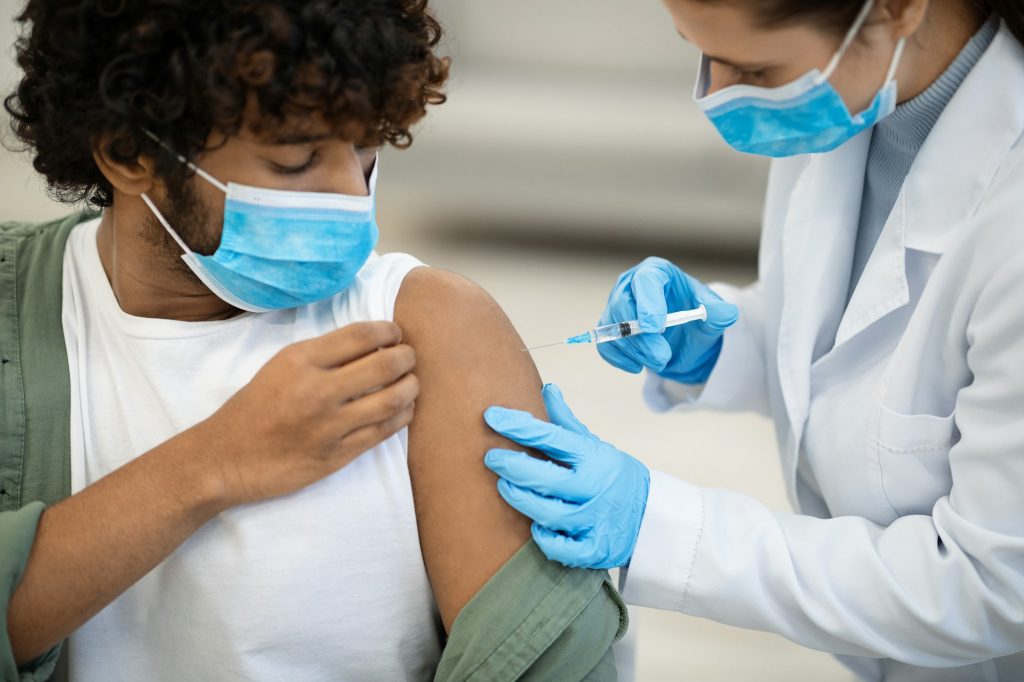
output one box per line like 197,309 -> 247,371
694,0 -> 907,158
141,152 -> 379,313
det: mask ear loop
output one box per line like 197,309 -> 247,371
140,192 -> 195,257
141,129 -> 229,193
882,37 -> 907,87
139,128 -> 231,256
823,0 -> 878,80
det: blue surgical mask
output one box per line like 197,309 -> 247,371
694,0 -> 907,158
141,150 -> 379,313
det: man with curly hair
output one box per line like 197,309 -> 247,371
0,1 -> 626,680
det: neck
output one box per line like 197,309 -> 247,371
96,194 -> 239,322
895,1 -> 987,104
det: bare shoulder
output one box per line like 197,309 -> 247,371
394,266 -> 538,397
393,266 -> 544,632
394,265 -> 542,428
394,266 -> 520,347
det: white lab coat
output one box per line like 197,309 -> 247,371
622,23 -> 1024,682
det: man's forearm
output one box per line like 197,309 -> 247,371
6,423 -> 229,664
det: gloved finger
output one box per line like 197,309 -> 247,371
485,448 -> 591,502
497,480 -> 589,534
689,280 -> 739,334
484,407 -> 592,464
619,333 -> 671,371
701,297 -> 740,333
541,384 -> 594,438
531,524 -> 594,569
634,334 -> 672,372
600,282 -> 640,328
630,261 -> 673,333
597,341 -> 645,374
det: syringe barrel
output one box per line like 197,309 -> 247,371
592,320 -> 642,344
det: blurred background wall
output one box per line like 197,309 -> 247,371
0,0 -> 853,679
381,0 -> 769,257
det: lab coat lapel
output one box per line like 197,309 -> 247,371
834,192 -> 908,348
776,133 -> 869,482
836,24 -> 1024,346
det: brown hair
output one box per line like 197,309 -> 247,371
5,0 -> 451,208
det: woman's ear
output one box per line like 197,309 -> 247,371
92,135 -> 157,197
884,0 -> 929,40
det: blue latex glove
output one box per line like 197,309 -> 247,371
599,257 -> 739,384
484,384 -> 650,570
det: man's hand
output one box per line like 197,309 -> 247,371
199,321 -> 418,507
7,320 -> 417,665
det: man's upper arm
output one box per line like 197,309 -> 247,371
395,267 -> 542,632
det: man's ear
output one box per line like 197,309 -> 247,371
92,135 -> 158,197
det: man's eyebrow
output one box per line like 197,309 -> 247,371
676,30 -> 770,71
266,132 -> 334,146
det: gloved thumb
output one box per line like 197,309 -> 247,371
701,297 -> 739,333
631,263 -> 672,334
542,384 -> 593,438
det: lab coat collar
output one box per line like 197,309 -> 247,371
775,22 -> 1024,488
901,23 -> 1024,256
836,22 -> 1024,346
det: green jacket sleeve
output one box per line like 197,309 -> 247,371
435,541 -> 628,682
1,503 -> 61,682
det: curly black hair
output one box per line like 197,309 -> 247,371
4,0 -> 450,207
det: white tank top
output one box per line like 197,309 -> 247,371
61,218 -> 442,681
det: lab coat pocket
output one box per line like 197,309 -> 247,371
875,406 -> 958,517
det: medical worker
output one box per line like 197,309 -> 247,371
485,0 -> 1024,678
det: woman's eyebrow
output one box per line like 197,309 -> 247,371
676,30 -> 770,71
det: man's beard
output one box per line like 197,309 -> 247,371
144,176 -> 223,282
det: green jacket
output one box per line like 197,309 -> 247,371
0,213 -> 627,681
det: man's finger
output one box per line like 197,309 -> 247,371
329,344 -> 416,402
301,321 -> 403,368
333,373 -> 419,435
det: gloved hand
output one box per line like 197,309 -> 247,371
484,384 -> 650,570
599,257 -> 739,384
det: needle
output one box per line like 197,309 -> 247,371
522,341 -> 575,352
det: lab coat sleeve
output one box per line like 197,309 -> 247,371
643,280 -> 770,417
624,252 -> 1024,667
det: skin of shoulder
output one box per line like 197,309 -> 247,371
393,265 -> 547,633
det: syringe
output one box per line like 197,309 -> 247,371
522,305 -> 707,352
